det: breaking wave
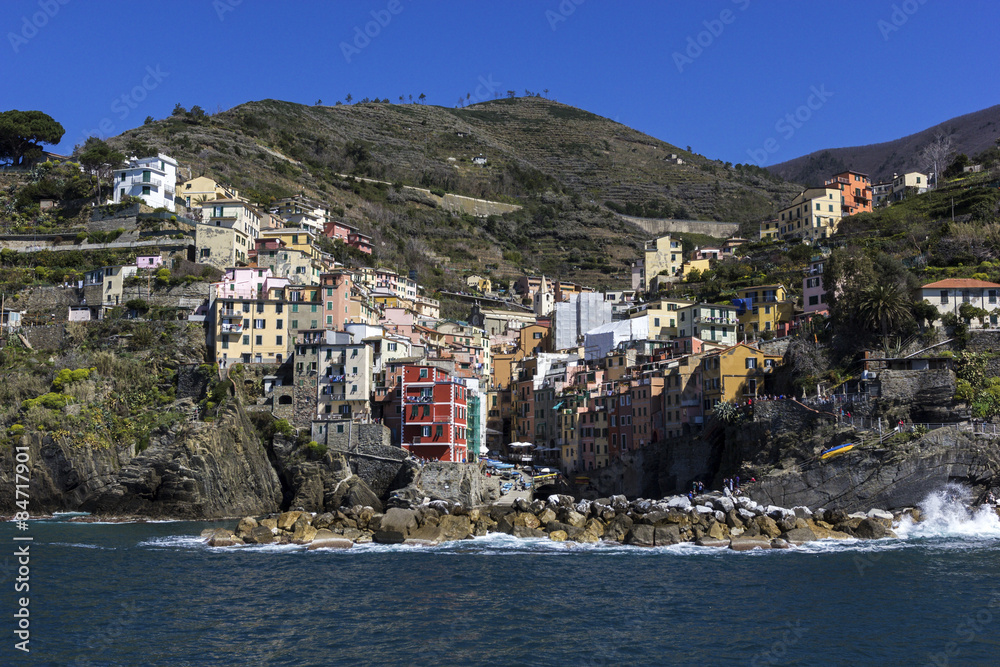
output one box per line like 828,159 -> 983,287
895,483 -> 1000,540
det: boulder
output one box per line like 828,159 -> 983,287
236,517 -> 258,538
537,508 -> 557,525
770,538 -> 790,549
793,506 -> 813,520
259,517 -> 278,531
549,530 -> 568,542
604,514 -> 634,542
245,526 -> 275,545
514,512 -> 541,530
867,508 -> 894,523
407,524 -> 444,543
373,530 -> 405,544
625,524 -> 656,547
437,515 -> 473,541
495,513 -> 515,535
308,529 -> 354,550
755,515 -> 782,538
713,497 -> 735,513
707,521 -> 728,541
725,510 -> 744,530
824,509 -> 849,525
695,537 -> 730,548
807,521 -> 854,540
776,516 -> 798,533
640,511 -> 670,526
781,527 -> 817,545
548,494 -> 575,508
654,524 -> 682,546
277,511 -> 304,531
729,536 -> 772,551
292,524 -> 318,544
854,518 -> 888,540
632,499 -> 654,514
206,528 -> 241,547
312,512 -> 337,530
380,508 -> 419,537
666,495 -> 692,510
512,525 -> 546,538
610,495 -> 629,512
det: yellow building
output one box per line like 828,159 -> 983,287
212,280 -> 292,365
631,298 -> 694,340
466,275 -> 492,293
681,258 -> 712,278
196,224 -> 250,270
701,343 -> 782,409
259,228 -> 321,260
759,219 -> 780,241
777,187 -> 843,241
736,284 -> 795,336
177,176 -> 241,209
641,235 -> 683,291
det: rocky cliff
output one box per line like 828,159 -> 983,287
751,426 -> 1000,512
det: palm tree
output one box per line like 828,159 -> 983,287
856,283 -> 913,340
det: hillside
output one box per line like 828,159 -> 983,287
767,104 -> 1000,186
97,97 -> 799,289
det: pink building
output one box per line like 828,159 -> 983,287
136,255 -> 163,270
211,267 -> 289,302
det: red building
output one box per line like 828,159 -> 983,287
401,365 -> 468,462
824,171 -> 873,217
323,220 -> 373,254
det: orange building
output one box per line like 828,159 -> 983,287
824,171 -> 873,217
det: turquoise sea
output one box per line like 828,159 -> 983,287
4,488 -> 1000,666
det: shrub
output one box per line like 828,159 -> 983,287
274,419 -> 294,437
52,368 -> 94,392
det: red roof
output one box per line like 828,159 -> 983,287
921,279 -> 1000,289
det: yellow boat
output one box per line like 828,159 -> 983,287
820,444 -> 854,460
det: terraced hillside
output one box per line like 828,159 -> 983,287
100,97 -> 801,290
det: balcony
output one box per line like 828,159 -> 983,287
693,316 -> 739,325
221,323 -> 244,334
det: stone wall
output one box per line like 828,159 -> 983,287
22,324 -> 66,351
966,330 -> 1000,354
877,369 -> 959,422
177,363 -> 210,401
318,424 -> 408,498
412,461 -> 499,506
759,337 -> 792,357
621,215 -> 740,239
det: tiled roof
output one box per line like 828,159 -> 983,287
921,279 -> 1000,289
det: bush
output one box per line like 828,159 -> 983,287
274,418 -> 294,437
52,367 -> 94,392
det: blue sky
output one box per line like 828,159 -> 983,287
2,0 -> 998,166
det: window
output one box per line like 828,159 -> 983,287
940,290 -> 949,304
419,368 -> 428,379
254,319 -> 265,329
276,319 -> 283,329
242,335 -> 249,345
746,357 -> 757,369
291,320 -> 298,329
422,426 -> 431,437
142,186 -> 150,196
533,332 -> 542,339
990,290 -> 997,304
808,295 -> 819,306
255,335 -> 263,345
276,335 -> 283,346
411,406 -> 418,418
435,425 -> 443,438
423,405 -> 430,417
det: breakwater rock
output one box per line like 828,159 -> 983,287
213,492 -> 915,551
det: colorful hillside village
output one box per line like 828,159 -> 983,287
4,155 -> 966,475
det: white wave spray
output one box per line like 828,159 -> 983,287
895,483 -> 1000,540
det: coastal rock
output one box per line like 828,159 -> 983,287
753,515 -> 781,538
793,506 -> 813,520
654,524 -> 681,546
666,496 -> 692,510
245,526 -> 275,545
308,529 -> 353,549
437,515 -> 472,541
770,538 -> 790,549
206,528 -> 241,547
695,537 -> 730,548
537,508 -> 557,525
549,530 -> 568,542
373,530 -> 406,544
277,511 -> 305,531
236,517 -> 258,537
712,497 -> 735,513
312,512 -> 337,530
707,521 -> 728,540
514,512 -> 541,530
853,518 -> 888,540
806,521 -> 853,540
604,514 -> 633,541
344,477 -> 383,514
867,508 -> 894,522
625,524 -> 656,547
260,517 -> 278,531
292,524 -> 318,544
513,525 -> 546,539
781,527 -> 817,545
729,536 -> 772,551
380,508 -> 419,537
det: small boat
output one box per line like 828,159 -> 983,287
820,443 -> 854,460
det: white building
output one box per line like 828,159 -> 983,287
892,172 -> 928,201
920,278 -> 1000,327
113,154 -> 178,211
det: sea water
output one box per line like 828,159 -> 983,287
4,487 -> 1000,666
